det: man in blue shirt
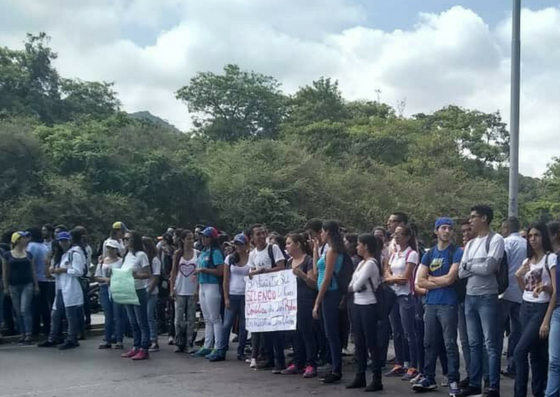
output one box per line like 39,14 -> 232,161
414,217 -> 463,397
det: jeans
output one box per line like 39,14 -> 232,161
125,288 -> 150,350
99,284 -> 123,343
415,297 -> 426,373
294,299 -> 317,368
49,290 -> 81,344
174,295 -> 196,348
0,283 -> 4,330
352,303 -> 381,377
514,301 -> 549,397
389,294 -> 420,369
219,295 -> 247,357
458,301 -> 471,377
147,293 -> 158,342
32,281 -> 55,336
322,290 -> 342,374
498,299 -> 522,375
9,283 -> 34,337
423,304 -> 460,382
545,307 -> 560,397
199,283 -> 223,350
465,294 -> 500,390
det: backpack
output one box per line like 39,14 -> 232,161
485,232 -> 509,294
334,252 -> 354,294
424,244 -> 466,303
267,244 -> 289,269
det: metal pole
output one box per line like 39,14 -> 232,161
508,0 -> 521,217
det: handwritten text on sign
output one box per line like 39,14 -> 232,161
245,270 -> 297,332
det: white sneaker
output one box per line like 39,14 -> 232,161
410,373 -> 424,385
249,358 -> 257,368
441,375 -> 449,387
168,336 -> 175,345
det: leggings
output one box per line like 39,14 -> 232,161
199,283 -> 223,350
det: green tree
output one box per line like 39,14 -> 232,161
60,79 -> 120,121
176,64 -> 285,141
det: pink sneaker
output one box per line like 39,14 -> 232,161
302,366 -> 317,378
131,349 -> 150,361
121,348 -> 137,358
281,364 -> 302,375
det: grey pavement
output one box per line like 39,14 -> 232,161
0,336 -> 515,397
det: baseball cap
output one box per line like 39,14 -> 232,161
200,227 -> 219,239
435,217 -> 454,230
112,221 -> 127,231
233,233 -> 248,245
56,231 -> 72,241
11,231 -> 30,244
105,239 -> 120,250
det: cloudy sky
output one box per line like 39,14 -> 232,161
1,0 -> 559,177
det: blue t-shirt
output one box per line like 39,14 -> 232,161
197,248 -> 224,284
27,242 -> 48,282
421,245 -> 463,305
317,253 -> 343,291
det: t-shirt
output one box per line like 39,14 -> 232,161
349,258 -> 381,305
522,253 -> 558,303
317,252 -> 344,291
121,251 -> 150,290
197,248 -> 224,285
226,254 -> 251,295
174,251 -> 198,296
94,258 -> 123,283
149,257 -> 162,295
421,245 -> 464,305
3,251 -> 34,286
501,233 -> 527,303
27,242 -> 49,282
459,233 -> 505,296
389,247 -> 419,296
248,244 -> 285,271
290,255 -> 316,303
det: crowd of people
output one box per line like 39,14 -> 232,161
1,205 -> 560,397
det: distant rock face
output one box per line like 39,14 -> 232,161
128,111 -> 180,131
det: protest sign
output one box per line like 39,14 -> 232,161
245,269 -> 297,332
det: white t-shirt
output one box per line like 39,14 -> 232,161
149,257 -> 162,295
389,246 -> 419,296
94,258 -> 123,282
522,253 -> 558,303
248,244 -> 285,271
226,254 -> 251,295
349,258 -> 381,305
121,251 -> 150,290
175,250 -> 199,296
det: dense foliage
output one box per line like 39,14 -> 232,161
1,34 -> 558,245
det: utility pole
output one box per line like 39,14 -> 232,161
508,0 -> 521,216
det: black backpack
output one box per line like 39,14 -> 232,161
485,232 -> 509,294
267,244 -> 289,269
424,244 -> 466,303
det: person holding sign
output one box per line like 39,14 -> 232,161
346,233 -> 384,392
282,233 -> 318,378
312,220 -> 345,384
247,224 -> 286,372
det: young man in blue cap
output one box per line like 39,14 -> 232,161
414,217 -> 463,397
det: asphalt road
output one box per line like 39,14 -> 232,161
0,337 -> 515,397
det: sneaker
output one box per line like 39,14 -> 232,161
121,348 -> 138,358
342,348 -> 353,356
484,389 -> 499,397
322,372 -> 342,384
458,386 -> 482,396
192,348 -> 212,357
317,362 -> 332,373
249,358 -> 258,368
205,349 -> 217,359
385,365 -> 406,377
500,370 -> 514,379
412,377 -> 438,392
410,373 -> 424,385
459,378 -> 470,389
208,352 -> 225,362
98,343 -> 112,349
148,343 -> 159,352
272,365 -> 285,374
58,342 -> 79,350
281,364 -> 303,375
402,368 -> 419,381
131,349 -> 149,360
38,339 -> 62,348
449,381 -> 461,397
114,342 -> 124,350
346,373 -> 367,389
365,379 -> 384,392
21,339 -> 34,346
168,336 -> 175,345
237,354 -> 247,361
256,361 -> 275,370
442,375 -> 449,387
175,345 -> 185,353
302,366 -> 317,378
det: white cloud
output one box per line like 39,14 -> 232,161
1,1 -> 559,176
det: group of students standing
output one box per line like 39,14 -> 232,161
4,205 -> 560,397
